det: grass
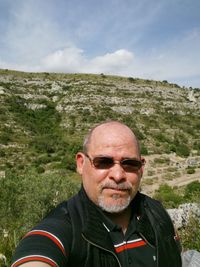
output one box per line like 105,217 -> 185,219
0,69 -> 200,262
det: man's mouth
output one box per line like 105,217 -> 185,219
103,187 -> 129,193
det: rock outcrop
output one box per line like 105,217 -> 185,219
167,203 -> 200,229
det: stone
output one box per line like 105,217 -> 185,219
167,203 -> 200,229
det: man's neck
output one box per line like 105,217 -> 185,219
105,206 -> 132,234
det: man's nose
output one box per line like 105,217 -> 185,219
108,162 -> 126,182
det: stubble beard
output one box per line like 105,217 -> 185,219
98,193 -> 131,213
97,180 -> 134,213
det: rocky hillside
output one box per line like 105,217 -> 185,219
0,69 -> 200,194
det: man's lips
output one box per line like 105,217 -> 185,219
100,182 -> 132,193
103,187 -> 129,193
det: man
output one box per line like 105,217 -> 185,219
11,121 -> 182,267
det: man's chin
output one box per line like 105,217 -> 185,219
97,196 -> 131,213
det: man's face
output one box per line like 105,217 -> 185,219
76,123 -> 143,213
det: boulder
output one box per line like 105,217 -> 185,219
182,250 -> 200,267
167,203 -> 200,229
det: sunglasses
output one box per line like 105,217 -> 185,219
85,154 -> 145,172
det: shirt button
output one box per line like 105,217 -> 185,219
128,257 -> 132,264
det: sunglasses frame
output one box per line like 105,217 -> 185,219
85,154 -> 145,172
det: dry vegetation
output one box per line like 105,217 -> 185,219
0,69 -> 200,262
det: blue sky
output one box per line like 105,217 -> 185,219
0,0 -> 200,88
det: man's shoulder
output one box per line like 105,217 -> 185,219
46,199 -> 70,219
31,194 -> 82,234
137,192 -> 168,216
44,191 -> 81,220
11,200 -> 74,267
138,192 -> 173,227
138,192 -> 162,207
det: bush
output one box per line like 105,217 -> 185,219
0,170 -> 80,262
178,216 -> 200,251
169,144 -> 177,153
153,184 -> 183,208
128,77 -> 136,82
0,150 -> 6,157
155,133 -> 170,143
154,157 -> 170,165
186,167 -> 195,174
36,166 -> 45,173
140,144 -> 148,155
0,133 -> 11,145
176,144 -> 190,157
184,181 -> 200,202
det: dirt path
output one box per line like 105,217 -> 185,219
167,172 -> 200,188
141,168 -> 200,196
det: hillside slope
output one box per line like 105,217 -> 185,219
0,69 -> 200,194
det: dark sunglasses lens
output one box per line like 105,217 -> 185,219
93,157 -> 114,169
121,159 -> 142,171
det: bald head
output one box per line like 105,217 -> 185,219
77,121 -> 143,212
83,121 -> 140,156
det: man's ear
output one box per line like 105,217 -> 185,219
140,157 -> 146,178
76,152 -> 85,175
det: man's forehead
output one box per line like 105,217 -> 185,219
91,122 -> 135,138
89,122 -> 138,149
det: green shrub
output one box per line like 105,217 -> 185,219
169,144 -> 177,153
140,144 -> 148,155
62,85 -> 72,91
0,133 -> 11,145
0,150 -> 6,157
36,166 -> 45,173
154,157 -> 170,165
128,77 -> 136,82
184,181 -> 200,202
186,167 -> 195,174
147,170 -> 155,176
176,144 -> 190,157
0,170 -> 80,262
153,184 -> 183,208
178,216 -> 200,251
154,133 -> 170,143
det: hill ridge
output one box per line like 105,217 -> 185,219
0,69 -> 200,194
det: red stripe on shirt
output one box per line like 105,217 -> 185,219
24,230 -> 66,256
115,240 -> 147,253
11,256 -> 59,267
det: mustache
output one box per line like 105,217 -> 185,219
100,181 -> 132,191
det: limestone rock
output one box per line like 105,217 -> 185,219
167,203 -> 200,229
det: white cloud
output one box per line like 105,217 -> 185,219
0,0 -> 200,87
16,26 -> 199,88
86,49 -> 134,74
38,47 -> 134,75
41,46 -> 85,72
1,35 -> 200,88
0,0 -> 199,88
2,0 -> 65,64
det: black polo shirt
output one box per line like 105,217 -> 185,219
101,210 -> 157,267
11,206 -> 157,267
